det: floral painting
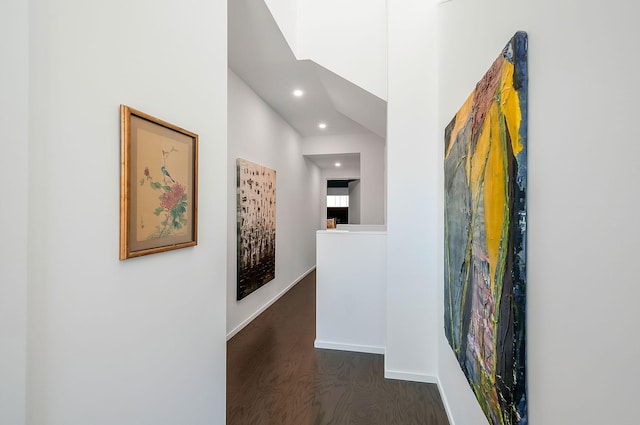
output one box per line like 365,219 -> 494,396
444,32 -> 528,425
138,148 -> 189,240
120,106 -> 198,259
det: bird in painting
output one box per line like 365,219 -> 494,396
161,166 -> 175,183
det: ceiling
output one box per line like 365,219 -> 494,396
228,0 -> 387,170
304,153 -> 360,172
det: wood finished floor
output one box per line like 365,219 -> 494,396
227,271 -> 450,425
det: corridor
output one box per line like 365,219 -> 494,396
227,271 -> 450,425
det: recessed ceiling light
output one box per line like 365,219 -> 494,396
335,162 -> 341,167
318,122 -> 327,129
293,89 -> 304,97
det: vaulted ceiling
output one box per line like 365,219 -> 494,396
228,0 -> 386,170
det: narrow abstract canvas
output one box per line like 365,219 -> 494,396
444,32 -> 528,425
237,158 -> 276,300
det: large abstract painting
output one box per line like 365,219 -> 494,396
237,158 -> 276,300
444,32 -> 528,425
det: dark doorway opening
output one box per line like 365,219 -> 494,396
327,179 -> 359,225
327,207 -> 348,224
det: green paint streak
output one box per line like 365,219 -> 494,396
445,154 -> 469,352
471,368 -> 500,425
444,210 -> 456,349
458,139 -> 491,345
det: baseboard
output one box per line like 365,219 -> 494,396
384,369 -> 438,384
437,376 -> 456,425
226,266 -> 316,340
314,340 -> 385,355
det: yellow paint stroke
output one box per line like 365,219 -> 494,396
483,101 -> 506,293
499,61 -> 522,157
445,90 -> 475,160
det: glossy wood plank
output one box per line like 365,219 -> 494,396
227,271 -> 450,425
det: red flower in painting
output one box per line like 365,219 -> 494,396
161,183 -> 185,210
144,166 -> 150,178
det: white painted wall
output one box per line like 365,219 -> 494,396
26,0 -> 227,423
264,0 -> 298,55
0,0 -> 28,423
437,1 -> 640,424
315,231 -> 387,354
322,166 -> 360,180
227,70 -> 320,338
337,224 -> 387,232
303,134 -> 386,226
263,0 -> 387,100
348,180 -> 361,224
297,0 -> 387,100
385,0 -> 440,383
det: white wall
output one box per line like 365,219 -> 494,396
227,70 -> 320,338
315,231 -> 387,354
26,0 -> 228,423
385,0 -> 440,383
297,0 -> 387,100
437,1 -> 640,424
263,0 -> 387,100
264,0 -> 298,55
303,133 -> 386,226
337,224 -> 387,232
0,0 -> 28,423
348,180 -> 361,224
322,165 -> 360,180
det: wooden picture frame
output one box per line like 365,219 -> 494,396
120,105 -> 198,259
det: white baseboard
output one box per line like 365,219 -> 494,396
384,369 -> 438,384
226,266 -> 316,340
314,340 -> 385,355
436,376 -> 456,425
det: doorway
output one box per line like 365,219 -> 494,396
327,179 -> 360,225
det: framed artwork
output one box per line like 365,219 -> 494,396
237,158 -> 276,300
444,32 -> 528,425
120,105 -> 198,260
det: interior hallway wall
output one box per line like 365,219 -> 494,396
25,0 -> 228,423
437,1 -> 640,424
227,70 -> 321,338
348,180 -> 362,224
385,0 -> 440,382
0,0 -> 28,423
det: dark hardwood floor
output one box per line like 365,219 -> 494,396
227,271 -> 450,425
